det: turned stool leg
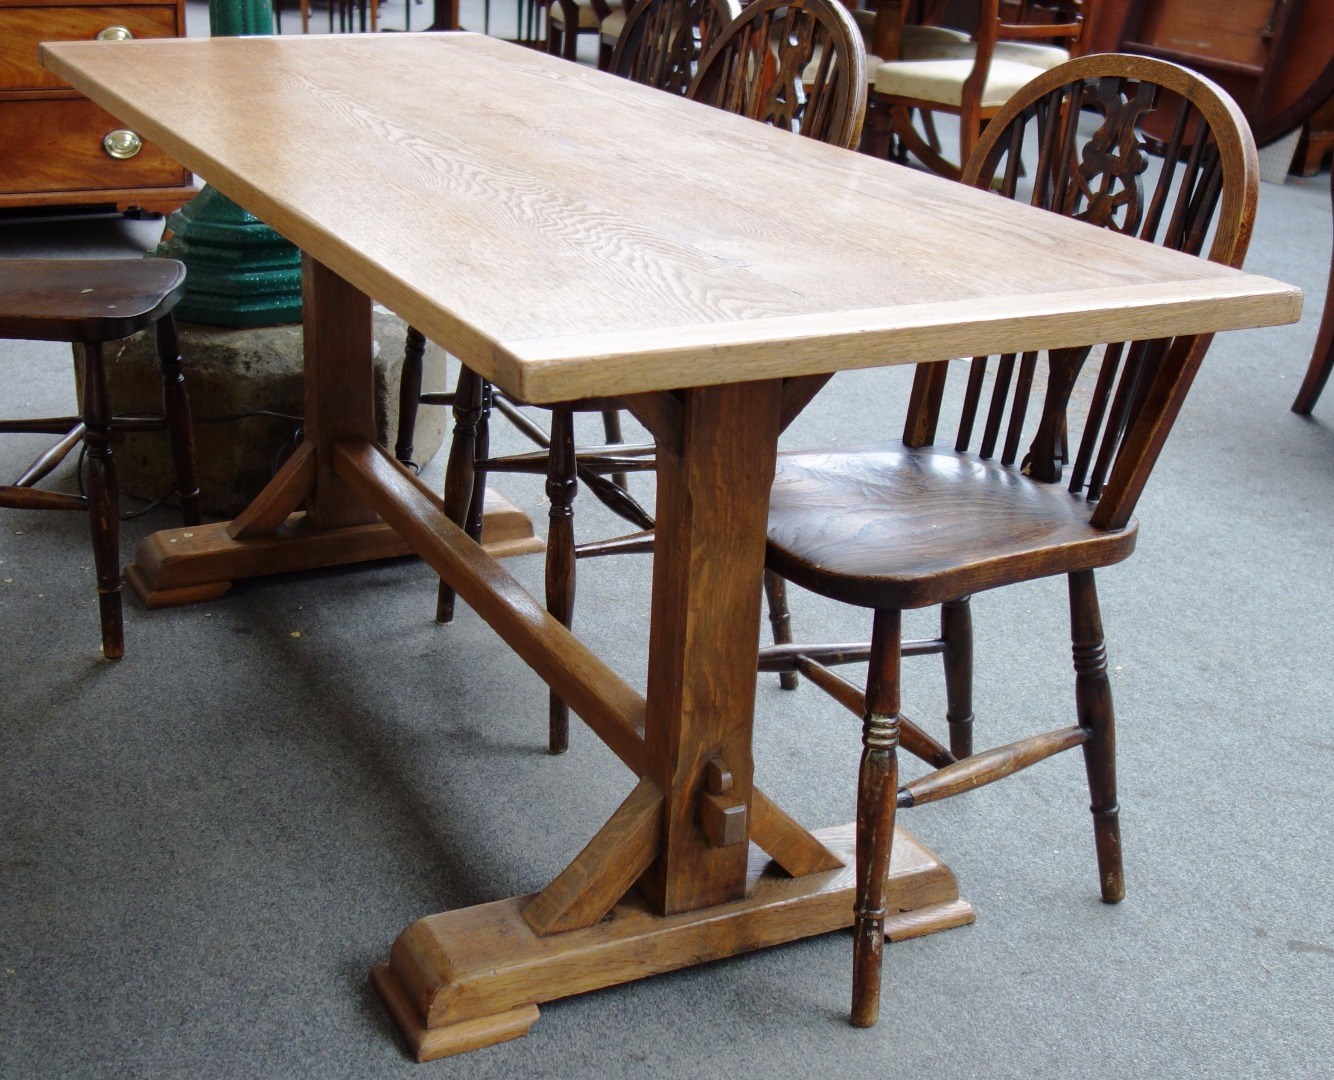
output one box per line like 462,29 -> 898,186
395,326 -> 427,465
545,406 -> 577,755
154,315 -> 201,526
941,596 -> 974,759
436,365 -> 483,624
763,569 -> 798,690
852,608 -> 902,1028
81,341 -> 124,659
600,407 -> 627,491
1069,570 -> 1124,904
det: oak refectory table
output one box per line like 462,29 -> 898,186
41,32 -> 1301,1062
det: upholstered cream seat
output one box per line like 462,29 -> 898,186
865,0 -> 1093,177
600,5 -> 627,42
549,0 -> 622,63
551,0 -> 615,30
873,55 -> 1048,107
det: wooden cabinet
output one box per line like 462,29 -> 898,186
1089,0 -> 1334,147
0,0 -> 193,212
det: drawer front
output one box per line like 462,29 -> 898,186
0,97 -> 185,193
0,6 -> 177,91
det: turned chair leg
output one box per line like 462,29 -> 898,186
545,406 -> 577,755
154,315 -> 201,526
941,596 -> 974,758
1069,570 -> 1125,904
852,607 -> 902,1028
436,365 -> 484,624
465,382 -> 492,544
394,326 -> 427,465
763,569 -> 798,690
80,342 -> 124,660
600,407 -> 627,491
1292,168 -> 1333,415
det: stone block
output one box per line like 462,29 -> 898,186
93,309 -> 449,518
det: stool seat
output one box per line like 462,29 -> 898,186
1,254 -> 200,659
0,258 -> 187,344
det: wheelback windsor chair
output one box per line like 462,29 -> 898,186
758,52 -> 1259,1025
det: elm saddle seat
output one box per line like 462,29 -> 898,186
0,257 -> 201,659
765,444 -> 1138,609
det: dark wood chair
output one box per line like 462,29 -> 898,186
687,0 -> 868,150
608,0 -> 741,91
759,53 -> 1257,1027
548,0 -> 621,64
0,258 -> 202,659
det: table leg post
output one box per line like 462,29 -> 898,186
641,380 -> 784,915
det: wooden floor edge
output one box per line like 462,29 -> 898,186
370,965 -> 540,1063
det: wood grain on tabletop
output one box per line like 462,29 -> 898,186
40,33 -> 1301,403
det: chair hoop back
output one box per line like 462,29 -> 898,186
905,53 -> 1258,531
687,0 -> 867,150
964,52 -> 1257,267
610,0 -> 743,95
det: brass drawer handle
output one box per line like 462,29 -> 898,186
95,25 -> 134,41
103,129 -> 143,159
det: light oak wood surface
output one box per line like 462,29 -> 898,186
41,33 -> 1300,404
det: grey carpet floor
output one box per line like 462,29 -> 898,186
2,67 -> 1332,1080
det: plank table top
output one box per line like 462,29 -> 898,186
41,32 -> 1301,404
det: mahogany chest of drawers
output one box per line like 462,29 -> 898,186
0,0 -> 193,212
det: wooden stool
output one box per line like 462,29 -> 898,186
0,258 -> 201,659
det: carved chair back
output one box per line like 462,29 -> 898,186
903,54 -> 1257,532
610,0 -> 743,94
686,0 -> 867,149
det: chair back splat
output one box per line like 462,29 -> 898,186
687,0 -> 868,150
905,54 -> 1258,533
609,0 -> 742,94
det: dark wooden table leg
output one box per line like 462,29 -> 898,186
1292,167 -> 1334,414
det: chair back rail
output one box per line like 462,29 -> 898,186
687,0 -> 867,149
903,54 -> 1258,531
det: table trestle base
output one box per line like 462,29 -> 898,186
373,824 -> 974,1062
124,493 -> 542,609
